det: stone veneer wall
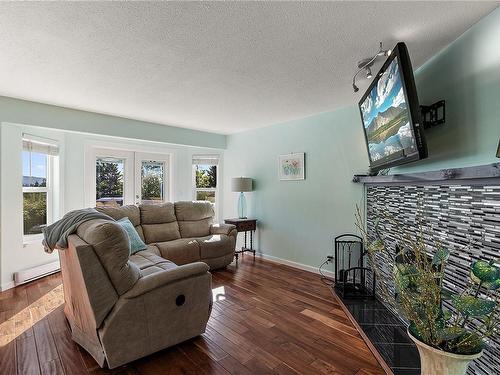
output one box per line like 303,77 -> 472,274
366,183 -> 499,375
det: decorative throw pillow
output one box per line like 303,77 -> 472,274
116,217 -> 147,255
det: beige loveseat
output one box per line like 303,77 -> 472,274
59,201 -> 236,369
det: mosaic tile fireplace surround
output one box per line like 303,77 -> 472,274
362,165 -> 500,375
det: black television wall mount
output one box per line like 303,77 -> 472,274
420,100 -> 445,129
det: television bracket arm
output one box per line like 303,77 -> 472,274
420,100 -> 445,129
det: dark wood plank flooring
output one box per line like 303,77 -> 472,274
0,257 -> 387,375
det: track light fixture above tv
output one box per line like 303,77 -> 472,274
365,67 -> 372,79
352,42 -> 391,93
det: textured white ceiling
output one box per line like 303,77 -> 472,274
0,2 -> 497,134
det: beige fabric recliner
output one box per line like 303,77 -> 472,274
60,201 -> 236,369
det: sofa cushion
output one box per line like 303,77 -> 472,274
116,218 -> 147,255
96,205 -> 145,241
174,201 -> 214,238
174,201 -> 214,221
196,234 -> 235,259
129,251 -> 164,270
142,223 -> 181,244
145,244 -> 161,256
155,238 -> 200,265
76,219 -> 140,295
177,219 -> 213,238
139,204 -> 181,243
97,205 -> 140,226
130,251 -> 178,278
139,203 -> 176,224
130,248 -> 176,269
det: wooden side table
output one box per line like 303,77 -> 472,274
224,218 -> 257,262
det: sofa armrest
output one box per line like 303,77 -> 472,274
122,262 -> 210,299
210,223 -> 236,236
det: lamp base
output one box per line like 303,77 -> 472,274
237,192 -> 247,219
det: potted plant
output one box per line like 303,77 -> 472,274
355,207 -> 499,375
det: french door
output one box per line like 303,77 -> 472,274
134,153 -> 169,205
90,148 -> 170,207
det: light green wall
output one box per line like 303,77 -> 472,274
223,7 -> 500,270
0,96 -> 226,149
395,6 -> 500,173
223,107 -> 367,271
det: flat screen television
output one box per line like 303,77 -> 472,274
358,42 -> 427,172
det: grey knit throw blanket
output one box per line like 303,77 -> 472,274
42,208 -> 113,253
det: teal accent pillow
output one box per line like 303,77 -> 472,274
116,217 -> 147,255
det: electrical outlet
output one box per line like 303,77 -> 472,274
326,255 -> 334,263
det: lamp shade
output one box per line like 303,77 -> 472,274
231,177 -> 252,192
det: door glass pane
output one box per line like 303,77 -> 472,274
195,165 -> 217,188
22,151 -> 47,187
141,161 -> 164,204
196,190 -> 215,204
96,158 -> 124,207
23,192 -> 47,235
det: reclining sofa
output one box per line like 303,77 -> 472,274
59,201 -> 236,368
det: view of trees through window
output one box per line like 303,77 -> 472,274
96,158 -> 124,207
22,151 -> 48,235
195,164 -> 217,203
23,192 -> 47,235
141,161 -> 164,203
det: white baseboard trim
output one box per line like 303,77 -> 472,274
1,281 -> 15,292
255,252 -> 335,279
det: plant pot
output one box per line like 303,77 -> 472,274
407,329 -> 483,375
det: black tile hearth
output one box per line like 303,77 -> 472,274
341,298 -> 387,310
337,294 -> 421,375
360,324 -> 409,344
348,304 -> 402,326
392,368 -> 421,375
376,343 -> 420,369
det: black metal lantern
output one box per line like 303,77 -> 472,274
334,234 -> 375,299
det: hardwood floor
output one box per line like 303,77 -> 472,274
0,257 -> 387,375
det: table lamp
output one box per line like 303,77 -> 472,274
231,177 -> 252,219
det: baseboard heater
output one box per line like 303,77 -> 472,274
14,261 -> 60,286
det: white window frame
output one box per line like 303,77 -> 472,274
192,155 -> 220,218
22,145 -> 55,243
